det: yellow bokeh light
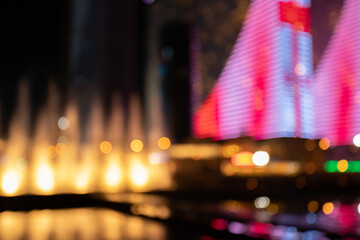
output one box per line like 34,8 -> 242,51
55,143 -> 67,156
130,139 -> 143,153
322,202 -> 334,215
47,145 -> 57,158
337,159 -> 348,172
100,141 -> 112,154
267,203 -> 279,215
319,138 -> 330,150
222,145 -> 241,158
1,170 -> 21,195
307,201 -> 319,213
35,163 -> 54,192
157,137 -> 171,150
130,163 -> 149,187
105,162 -> 122,187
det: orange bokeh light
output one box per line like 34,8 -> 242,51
100,141 -> 112,154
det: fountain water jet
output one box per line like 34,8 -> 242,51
0,80 -> 173,196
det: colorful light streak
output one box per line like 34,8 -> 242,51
324,160 -> 360,173
221,160 -> 301,176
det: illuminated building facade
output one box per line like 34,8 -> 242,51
314,0 -> 360,146
193,0 -> 314,141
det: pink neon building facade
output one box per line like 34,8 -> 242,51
314,0 -> 360,145
193,0 -> 314,140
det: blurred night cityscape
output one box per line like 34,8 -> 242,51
1,0 -> 360,239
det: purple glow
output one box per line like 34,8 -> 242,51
228,221 -> 247,234
314,0 -> 360,145
143,0 -> 155,5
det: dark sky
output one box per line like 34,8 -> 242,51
0,0 -> 347,140
0,0 -> 69,137
0,0 -> 143,139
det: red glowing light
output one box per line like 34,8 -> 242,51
210,218 -> 228,231
250,222 -> 272,238
193,89 -> 219,139
279,1 -> 311,33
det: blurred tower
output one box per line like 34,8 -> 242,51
193,0 -> 313,140
69,0 -> 143,143
314,0 -> 360,145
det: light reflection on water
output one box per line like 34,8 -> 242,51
0,208 -> 167,240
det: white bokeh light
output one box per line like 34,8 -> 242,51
58,117 -> 70,130
254,196 -> 270,209
252,151 -> 270,166
353,134 -> 360,147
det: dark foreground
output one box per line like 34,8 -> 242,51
1,192 -> 359,240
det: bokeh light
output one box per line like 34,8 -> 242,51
304,139 -> 315,151
295,63 -> 306,76
55,143 -> 67,156
266,203 -> 279,215
305,213 -> 317,224
57,136 -> 69,145
228,222 -> 246,235
143,0 -> 156,5
246,178 -> 258,190
222,144 -> 241,158
47,145 -> 57,158
157,137 -> 171,150
337,159 -> 348,172
254,196 -> 270,209
57,117 -> 70,130
304,162 -> 316,174
1,170 -> 21,194
252,151 -> 270,166
353,134 -> 360,147
322,202 -> 334,215
307,201 -> 319,213
319,138 -> 330,150
210,218 -> 227,231
100,141 -> 112,154
130,139 -> 143,153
